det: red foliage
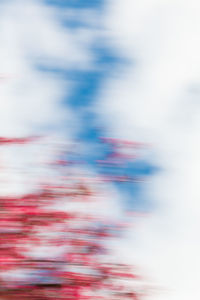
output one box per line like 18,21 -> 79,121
0,137 -> 148,299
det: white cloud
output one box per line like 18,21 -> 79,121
0,0 -> 94,194
97,0 -> 200,299
0,0 -> 94,137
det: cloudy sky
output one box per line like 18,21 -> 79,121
0,0 -> 200,299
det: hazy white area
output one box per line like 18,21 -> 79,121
97,0 -> 200,299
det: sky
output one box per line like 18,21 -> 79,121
0,0 -> 200,299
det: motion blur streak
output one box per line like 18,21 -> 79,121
0,0 -> 199,300
0,137 -> 150,299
